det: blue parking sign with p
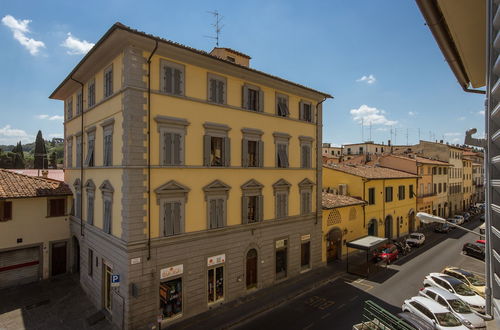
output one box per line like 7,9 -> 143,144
111,274 -> 120,287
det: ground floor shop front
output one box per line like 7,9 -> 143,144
71,215 -> 322,329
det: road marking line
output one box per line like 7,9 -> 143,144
349,295 -> 359,302
321,312 -> 331,319
337,303 -> 346,309
351,280 -> 373,291
303,323 -> 314,330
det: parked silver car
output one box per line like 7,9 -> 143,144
419,287 -> 486,329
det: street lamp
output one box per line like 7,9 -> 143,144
416,212 -> 483,238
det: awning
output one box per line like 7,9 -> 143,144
346,236 -> 388,251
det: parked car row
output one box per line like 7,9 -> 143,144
398,267 -> 488,329
462,243 -> 485,261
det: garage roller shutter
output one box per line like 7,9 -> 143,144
0,247 -> 40,289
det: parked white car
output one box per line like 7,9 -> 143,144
453,215 -> 465,225
419,287 -> 486,329
423,273 -> 486,315
402,296 -> 468,329
406,233 -> 425,247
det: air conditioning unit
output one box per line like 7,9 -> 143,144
338,184 -> 348,195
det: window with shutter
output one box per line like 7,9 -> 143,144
207,74 -> 227,104
301,144 -> 311,168
0,201 -> 12,221
67,139 -> 73,168
276,94 -> 289,117
85,132 -> 95,167
88,79 -> 95,108
49,198 -> 66,217
161,60 -> 184,96
103,127 -> 113,167
104,66 -> 113,98
277,144 -> 289,168
300,101 -> 313,122
76,91 -> 82,115
103,199 -> 112,234
66,98 -> 73,120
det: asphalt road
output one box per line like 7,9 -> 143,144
235,218 -> 486,330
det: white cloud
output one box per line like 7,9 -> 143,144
376,127 -> 389,132
61,32 -> 94,55
0,125 -> 33,144
408,111 -> 417,116
36,114 -> 64,121
478,110 -> 485,115
1,15 -> 45,55
457,116 -> 466,121
350,104 -> 397,126
356,74 -> 376,84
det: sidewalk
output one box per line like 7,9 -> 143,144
168,261 -> 349,330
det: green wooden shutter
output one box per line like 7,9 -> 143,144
242,196 -> 248,224
203,135 -> 211,166
164,202 -> 172,236
209,79 -> 217,102
173,202 -> 181,234
165,133 -> 172,165
165,66 -> 173,93
224,137 -> 231,167
242,86 -> 249,109
173,133 -> 181,165
209,199 -> 217,229
258,141 -> 264,167
217,80 -> 224,104
216,199 -> 224,228
258,90 -> 264,112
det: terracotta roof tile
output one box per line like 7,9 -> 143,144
324,164 -> 418,179
6,169 -> 65,181
0,169 -> 72,199
322,193 -> 366,209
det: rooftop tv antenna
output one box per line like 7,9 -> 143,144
205,10 -> 224,47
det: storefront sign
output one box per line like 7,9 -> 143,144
275,239 -> 286,249
131,257 -> 141,265
160,264 -> 183,279
301,234 -> 311,241
207,254 -> 225,267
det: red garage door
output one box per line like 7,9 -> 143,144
0,247 -> 41,289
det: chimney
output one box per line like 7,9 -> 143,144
41,170 -> 49,178
209,48 -> 251,67
388,140 -> 391,146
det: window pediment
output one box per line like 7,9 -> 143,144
299,178 -> 315,189
203,180 -> 231,193
241,179 -> 264,191
84,179 -> 96,191
272,178 -> 291,191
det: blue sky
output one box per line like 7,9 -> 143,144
0,0 -> 485,146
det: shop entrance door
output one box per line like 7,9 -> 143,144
246,249 -> 257,289
51,242 -> 67,276
103,264 -> 112,313
327,228 -> 342,263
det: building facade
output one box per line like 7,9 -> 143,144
415,140 -> 464,216
462,157 -> 473,210
323,165 -> 418,244
50,23 -> 331,328
321,193 -> 366,263
0,170 -> 72,289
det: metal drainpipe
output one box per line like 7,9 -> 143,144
147,41 -> 159,260
315,97 -> 328,225
70,76 -> 84,237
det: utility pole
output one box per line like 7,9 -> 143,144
369,122 -> 372,141
205,10 -> 224,47
406,128 -> 409,145
361,118 -> 364,142
418,128 -> 421,142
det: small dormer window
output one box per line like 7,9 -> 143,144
226,56 -> 236,63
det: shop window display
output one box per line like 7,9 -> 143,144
208,266 -> 224,303
160,278 -> 182,319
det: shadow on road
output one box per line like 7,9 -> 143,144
392,217 -> 482,267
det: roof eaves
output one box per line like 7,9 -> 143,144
50,22 -> 333,100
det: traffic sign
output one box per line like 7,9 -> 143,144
111,274 -> 120,287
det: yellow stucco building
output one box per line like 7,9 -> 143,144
321,193 -> 366,263
0,170 -> 72,288
463,157 -> 473,209
49,23 -> 331,328
323,165 -> 418,244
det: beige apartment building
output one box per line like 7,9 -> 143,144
49,22 -> 331,328
463,157 -> 473,209
343,141 -> 387,156
415,140 -> 464,216
377,154 -> 451,217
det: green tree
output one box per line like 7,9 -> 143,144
34,130 -> 48,169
